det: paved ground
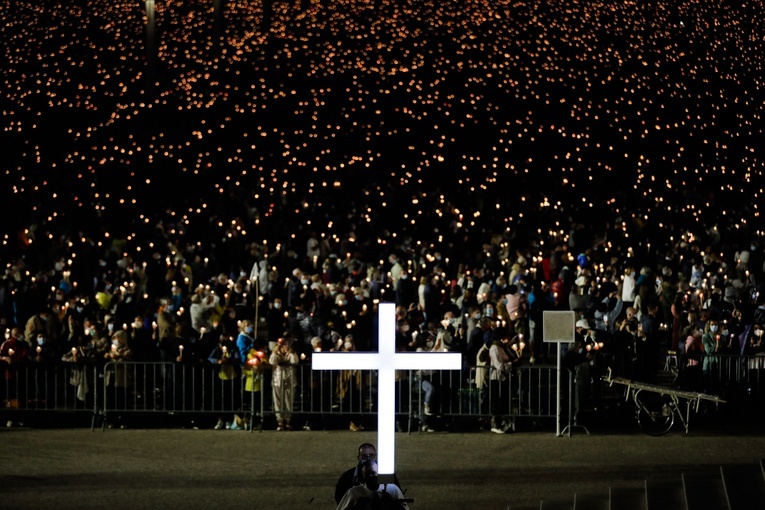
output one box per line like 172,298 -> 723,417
3,414 -> 765,510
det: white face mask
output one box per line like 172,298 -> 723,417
344,342 -> 353,350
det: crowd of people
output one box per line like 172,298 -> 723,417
3,211 -> 765,429
3,0 -> 765,429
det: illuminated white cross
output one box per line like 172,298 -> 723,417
312,302 -> 461,478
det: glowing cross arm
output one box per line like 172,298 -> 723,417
311,352 -> 462,371
388,353 -> 461,370
312,352 -> 390,370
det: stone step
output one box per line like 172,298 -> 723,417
720,461 -> 765,510
682,469 -> 728,510
609,486 -> 646,510
573,492 -> 609,510
539,498 -> 574,510
538,460 -> 765,510
644,477 -> 685,510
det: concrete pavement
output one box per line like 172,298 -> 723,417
3,422 -> 765,510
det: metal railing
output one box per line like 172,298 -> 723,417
4,354 -> 764,431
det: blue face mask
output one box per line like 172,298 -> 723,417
246,326 -> 254,334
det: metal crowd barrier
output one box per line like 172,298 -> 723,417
3,355 -> 763,431
100,362 -> 266,430
1,363 -> 100,427
2,361 -> 576,432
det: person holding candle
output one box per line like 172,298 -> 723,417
189,291 -> 218,335
235,319 -> 257,360
27,331 -> 60,409
104,329 -> 133,428
701,317 -> 722,393
208,334 -> 243,430
489,328 -> 520,434
681,323 -> 705,392
266,297 -> 287,353
269,333 -> 299,430
504,284 -> 528,339
637,301 -> 662,384
0,327 -> 30,426
61,330 -> 96,404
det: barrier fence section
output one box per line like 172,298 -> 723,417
1,363 -> 99,426
3,354 -> 764,431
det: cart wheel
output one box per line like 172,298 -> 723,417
635,392 -> 674,436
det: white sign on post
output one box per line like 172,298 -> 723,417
542,310 -> 576,343
543,310 -> 576,437
312,302 -> 462,479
